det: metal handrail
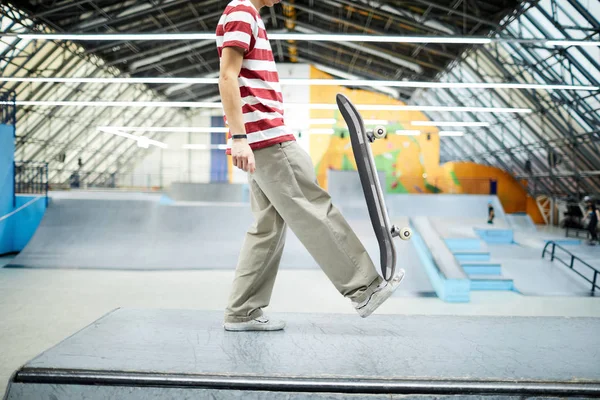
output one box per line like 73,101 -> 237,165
542,241 -> 599,295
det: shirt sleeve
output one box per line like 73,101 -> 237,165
222,6 -> 257,53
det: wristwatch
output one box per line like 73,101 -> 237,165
232,134 -> 247,139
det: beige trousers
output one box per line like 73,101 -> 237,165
224,141 -> 383,323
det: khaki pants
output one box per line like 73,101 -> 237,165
225,141 -> 383,323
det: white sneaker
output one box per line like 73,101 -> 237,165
353,269 -> 405,318
223,315 -> 285,332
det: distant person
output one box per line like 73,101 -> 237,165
69,171 -> 80,189
216,0 -> 405,332
583,198 -> 599,245
487,202 -> 495,225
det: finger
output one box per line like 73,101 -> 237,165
232,156 -> 238,168
248,157 -> 256,173
241,157 -> 248,172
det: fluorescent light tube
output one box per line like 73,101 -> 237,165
411,121 -> 490,127
10,33 -> 599,47
3,77 -> 597,91
1,100 -> 532,113
395,130 -> 421,136
98,127 -> 168,148
364,119 -> 389,125
308,119 -> 337,125
98,126 -> 229,133
182,144 -> 228,150
13,33 -> 492,44
16,33 -> 216,41
439,131 -> 465,137
546,40 -> 600,47
308,128 -> 335,134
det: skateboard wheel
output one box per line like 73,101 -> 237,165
400,227 -> 412,240
373,125 -> 386,139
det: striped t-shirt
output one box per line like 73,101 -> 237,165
216,0 -> 295,154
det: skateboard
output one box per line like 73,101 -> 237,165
336,93 -> 412,282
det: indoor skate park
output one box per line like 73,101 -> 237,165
1,0 -> 600,398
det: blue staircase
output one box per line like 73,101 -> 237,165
444,235 -> 514,292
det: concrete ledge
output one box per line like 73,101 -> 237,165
470,276 -> 515,291
410,217 -> 470,302
453,251 -> 491,262
461,263 -> 502,276
475,228 -> 514,244
444,238 -> 482,251
7,309 -> 599,398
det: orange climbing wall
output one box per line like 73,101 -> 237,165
309,66 -> 449,193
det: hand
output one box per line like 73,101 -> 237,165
231,140 -> 256,173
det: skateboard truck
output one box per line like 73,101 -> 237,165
366,125 -> 387,143
391,225 -> 413,241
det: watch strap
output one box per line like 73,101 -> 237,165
232,134 -> 247,139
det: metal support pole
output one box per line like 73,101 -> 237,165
188,131 -> 192,183
159,148 -> 164,190
550,197 -> 555,226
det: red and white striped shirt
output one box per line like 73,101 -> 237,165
216,0 -> 295,154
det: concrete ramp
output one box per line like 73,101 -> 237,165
5,309 -> 599,399
7,194 -> 429,295
7,197 -> 316,270
167,182 -> 248,202
327,169 -> 386,207
506,213 -> 537,232
386,194 -> 506,220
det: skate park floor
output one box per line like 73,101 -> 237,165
3,188 -> 600,396
486,243 -> 596,296
2,262 -> 600,396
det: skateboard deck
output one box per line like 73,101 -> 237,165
336,93 -> 411,281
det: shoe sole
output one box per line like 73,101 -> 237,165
356,270 -> 405,318
223,323 -> 285,332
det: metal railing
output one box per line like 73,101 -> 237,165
14,161 -> 49,207
542,241 -> 599,295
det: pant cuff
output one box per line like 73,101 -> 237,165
350,275 -> 384,304
224,308 -> 263,323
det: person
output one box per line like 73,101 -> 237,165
583,197 -> 599,245
487,202 -> 495,225
216,0 -> 405,331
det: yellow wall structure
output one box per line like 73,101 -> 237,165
307,66 -> 544,223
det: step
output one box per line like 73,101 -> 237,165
461,262 -> 502,276
475,228 -> 514,244
453,251 -> 491,262
444,238 -> 482,252
469,275 -> 514,291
